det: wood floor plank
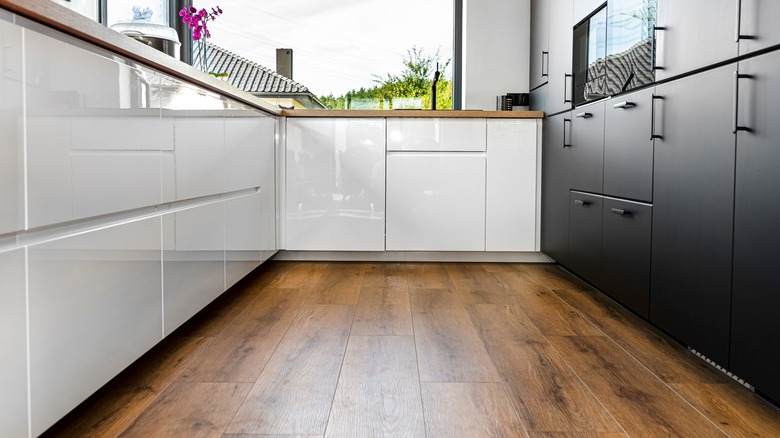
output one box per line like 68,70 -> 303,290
669,382 -> 780,437
177,288 -> 308,383
547,335 -> 727,437
119,382 -> 252,437
480,263 -> 528,273
269,262 -> 328,289
351,287 -> 413,336
420,382 -> 526,437
551,287 -> 726,385
361,263 -> 408,289
527,433 -> 627,438
466,304 -> 622,434
222,435 -> 321,438
309,263 -> 366,305
410,288 -> 499,382
41,335 -> 211,438
324,336 -> 425,438
444,263 -> 503,291
521,264 -> 591,291
225,305 -> 354,435
406,263 -> 455,289
493,272 -> 601,336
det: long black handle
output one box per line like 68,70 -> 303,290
542,51 -> 549,77
564,74 -> 572,104
563,118 -> 572,148
733,72 -> 754,133
735,0 -> 755,41
652,26 -> 666,71
651,94 -> 664,140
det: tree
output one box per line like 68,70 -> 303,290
319,47 -> 453,110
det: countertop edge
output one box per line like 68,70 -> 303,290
281,109 -> 545,118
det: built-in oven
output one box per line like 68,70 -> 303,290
573,0 -> 657,107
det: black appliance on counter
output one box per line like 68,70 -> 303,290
573,0 -> 657,107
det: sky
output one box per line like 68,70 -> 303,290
191,0 -> 453,97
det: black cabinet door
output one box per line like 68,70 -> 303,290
541,112 -> 572,264
568,191 -> 603,287
570,100 -> 605,194
650,64 -> 736,366
738,0 -> 780,56
731,51 -> 780,402
603,87 -> 654,202
602,198 -> 652,318
530,0 -> 550,90
656,0 -> 738,81
547,0 -> 573,115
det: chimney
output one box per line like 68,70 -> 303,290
276,48 -> 293,79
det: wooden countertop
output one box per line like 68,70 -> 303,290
1,0 -> 544,121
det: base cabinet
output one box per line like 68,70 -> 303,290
541,112 -> 572,264
568,191 -> 603,288
0,249 -> 27,437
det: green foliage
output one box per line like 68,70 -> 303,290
319,47 -> 453,110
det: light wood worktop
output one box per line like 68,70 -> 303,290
282,109 -> 545,118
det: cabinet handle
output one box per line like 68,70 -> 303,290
613,101 -> 636,109
564,74 -> 572,104
563,118 -> 572,148
575,112 -> 593,119
542,51 -> 549,77
611,208 -> 631,216
735,0 -> 755,41
733,71 -> 753,133
574,199 -> 591,206
652,26 -> 666,71
651,94 -> 664,140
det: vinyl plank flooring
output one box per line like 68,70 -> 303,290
324,336 -> 425,438
41,335 -> 211,438
309,263 -> 366,305
480,263 -> 528,274
361,263 -> 408,289
177,288 -> 308,383
551,287 -> 725,385
467,304 -> 622,434
406,263 -> 455,289
493,272 -> 601,337
521,264 -> 591,291
410,288 -> 499,383
444,263 -> 504,291
268,262 -> 328,289
119,382 -> 251,437
351,287 -> 413,336
225,305 -> 354,435
420,382 -> 526,437
670,383 -> 780,437
527,433 -> 628,438
547,335 -> 727,437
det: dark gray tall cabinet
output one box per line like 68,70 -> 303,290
731,50 -> 780,401
530,0 -> 549,90
541,112 -> 572,264
546,0 -> 573,115
649,64 -> 737,366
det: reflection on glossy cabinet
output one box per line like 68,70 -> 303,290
387,118 -> 487,152
0,16 -> 23,234
174,112 -> 225,200
386,152 -> 486,251
163,202 -> 226,336
486,119 -> 539,251
0,249 -> 27,437
28,218 -> 163,436
225,193 -> 275,289
286,118 -> 386,251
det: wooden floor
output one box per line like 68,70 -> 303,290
43,262 -> 780,437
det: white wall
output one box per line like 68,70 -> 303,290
463,0 -> 530,110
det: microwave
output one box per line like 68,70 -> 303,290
573,0 -> 657,107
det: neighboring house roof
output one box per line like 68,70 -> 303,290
193,41 -> 325,108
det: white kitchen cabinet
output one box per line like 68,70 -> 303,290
386,152 -> 487,251
0,248 -> 27,437
0,15 -> 23,235
285,118 -> 385,251
28,217 -> 163,436
173,111 -> 225,201
387,118 -> 487,151
486,119 -> 539,251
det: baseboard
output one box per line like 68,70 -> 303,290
271,250 -> 555,263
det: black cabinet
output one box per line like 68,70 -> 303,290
546,0 -> 573,115
530,84 -> 548,112
650,64 -> 736,366
570,101 -> 605,194
731,50 -> 780,402
602,198 -> 652,318
568,191 -> 603,287
655,0 -> 738,81
530,0 -> 550,91
541,112 -> 572,264
603,87 -> 654,202
738,0 -> 780,56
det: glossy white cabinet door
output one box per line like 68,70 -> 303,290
0,248 -> 28,437
486,119 -> 539,251
0,16 -> 23,234
28,218 -> 163,436
386,152 -> 486,251
224,106 -> 269,192
286,118 -> 385,251
174,112 -> 225,200
225,193 -> 274,289
387,118 -> 487,151
163,202 -> 225,336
